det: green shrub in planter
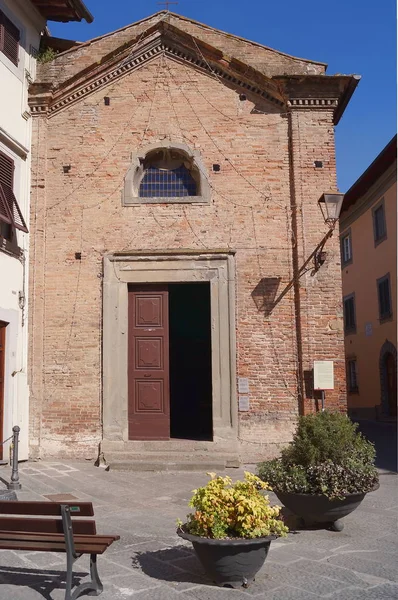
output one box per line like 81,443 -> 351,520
177,472 -> 288,539
258,412 -> 379,500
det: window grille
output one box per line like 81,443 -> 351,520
0,10 -> 20,66
139,165 -> 197,198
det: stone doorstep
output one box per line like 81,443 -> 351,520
105,452 -> 240,471
101,438 -> 240,470
101,439 -> 239,452
108,460 -> 232,472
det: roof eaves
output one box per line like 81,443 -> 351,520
341,134 -> 397,212
70,0 -> 93,23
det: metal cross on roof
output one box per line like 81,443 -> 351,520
157,1 -> 178,10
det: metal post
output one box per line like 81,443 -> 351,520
321,390 -> 325,412
8,426 -> 21,490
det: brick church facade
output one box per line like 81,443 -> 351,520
28,12 -> 358,465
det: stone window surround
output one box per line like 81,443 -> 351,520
340,228 -> 353,267
372,198 -> 387,247
343,292 -> 356,335
377,272 -> 393,322
101,250 -> 237,453
122,141 -> 211,205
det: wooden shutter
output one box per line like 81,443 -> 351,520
0,151 -> 28,233
0,11 -> 20,66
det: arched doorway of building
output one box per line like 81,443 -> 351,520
380,341 -> 397,417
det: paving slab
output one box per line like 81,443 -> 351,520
0,455 -> 396,600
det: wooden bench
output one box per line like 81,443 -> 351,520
0,500 -> 120,600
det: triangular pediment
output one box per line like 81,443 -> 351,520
29,13 -> 359,124
29,20 -> 287,116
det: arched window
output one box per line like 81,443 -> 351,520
123,142 -> 210,205
139,149 -> 197,198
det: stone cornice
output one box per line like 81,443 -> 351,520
29,27 -> 358,123
29,31 -> 286,118
274,74 -> 360,124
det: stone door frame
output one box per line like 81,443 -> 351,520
102,250 -> 237,451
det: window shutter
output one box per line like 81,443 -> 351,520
0,10 -> 20,66
378,278 -> 391,318
0,151 -> 14,188
344,296 -> 355,331
0,151 -> 28,233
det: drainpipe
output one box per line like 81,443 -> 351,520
287,110 -> 305,415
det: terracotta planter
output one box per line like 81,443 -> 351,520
177,529 -> 276,588
275,486 -> 378,531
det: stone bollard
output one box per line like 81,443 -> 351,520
7,426 -> 22,491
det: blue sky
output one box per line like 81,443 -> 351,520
49,0 -> 396,192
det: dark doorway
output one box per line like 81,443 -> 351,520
169,283 -> 213,440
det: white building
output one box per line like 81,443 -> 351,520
0,0 -> 92,461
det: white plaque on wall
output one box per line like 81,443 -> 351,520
365,322 -> 373,336
239,396 -> 250,411
238,378 -> 249,394
313,361 -> 334,390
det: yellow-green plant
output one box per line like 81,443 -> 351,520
177,472 -> 288,539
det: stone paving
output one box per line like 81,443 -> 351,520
0,457 -> 396,600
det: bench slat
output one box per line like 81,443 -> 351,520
0,532 -> 119,545
0,538 -> 114,554
0,517 -> 96,535
0,501 -> 94,517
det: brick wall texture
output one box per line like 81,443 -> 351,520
28,16 -> 347,460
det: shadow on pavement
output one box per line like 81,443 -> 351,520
354,419 -> 397,472
0,565 -> 86,600
132,546 -> 211,586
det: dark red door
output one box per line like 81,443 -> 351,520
128,286 -> 170,440
0,322 -> 6,460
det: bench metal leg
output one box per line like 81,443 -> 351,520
69,554 -> 103,600
65,550 -> 74,600
61,505 -> 104,599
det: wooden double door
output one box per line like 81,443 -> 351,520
128,284 -> 212,440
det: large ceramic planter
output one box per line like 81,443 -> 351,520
177,529 -> 276,588
275,487 -> 378,531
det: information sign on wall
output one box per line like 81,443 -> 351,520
313,361 -> 334,390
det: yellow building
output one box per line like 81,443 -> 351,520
340,135 -> 397,420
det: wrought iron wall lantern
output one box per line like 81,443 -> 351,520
318,192 -> 344,227
313,192 -> 345,271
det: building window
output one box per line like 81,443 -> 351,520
0,10 -> 20,66
138,149 -> 197,198
139,163 -> 197,198
341,230 -> 352,265
347,359 -> 358,393
343,293 -> 356,334
123,142 -> 210,205
377,274 -> 392,321
373,200 -> 387,245
0,150 -> 28,240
